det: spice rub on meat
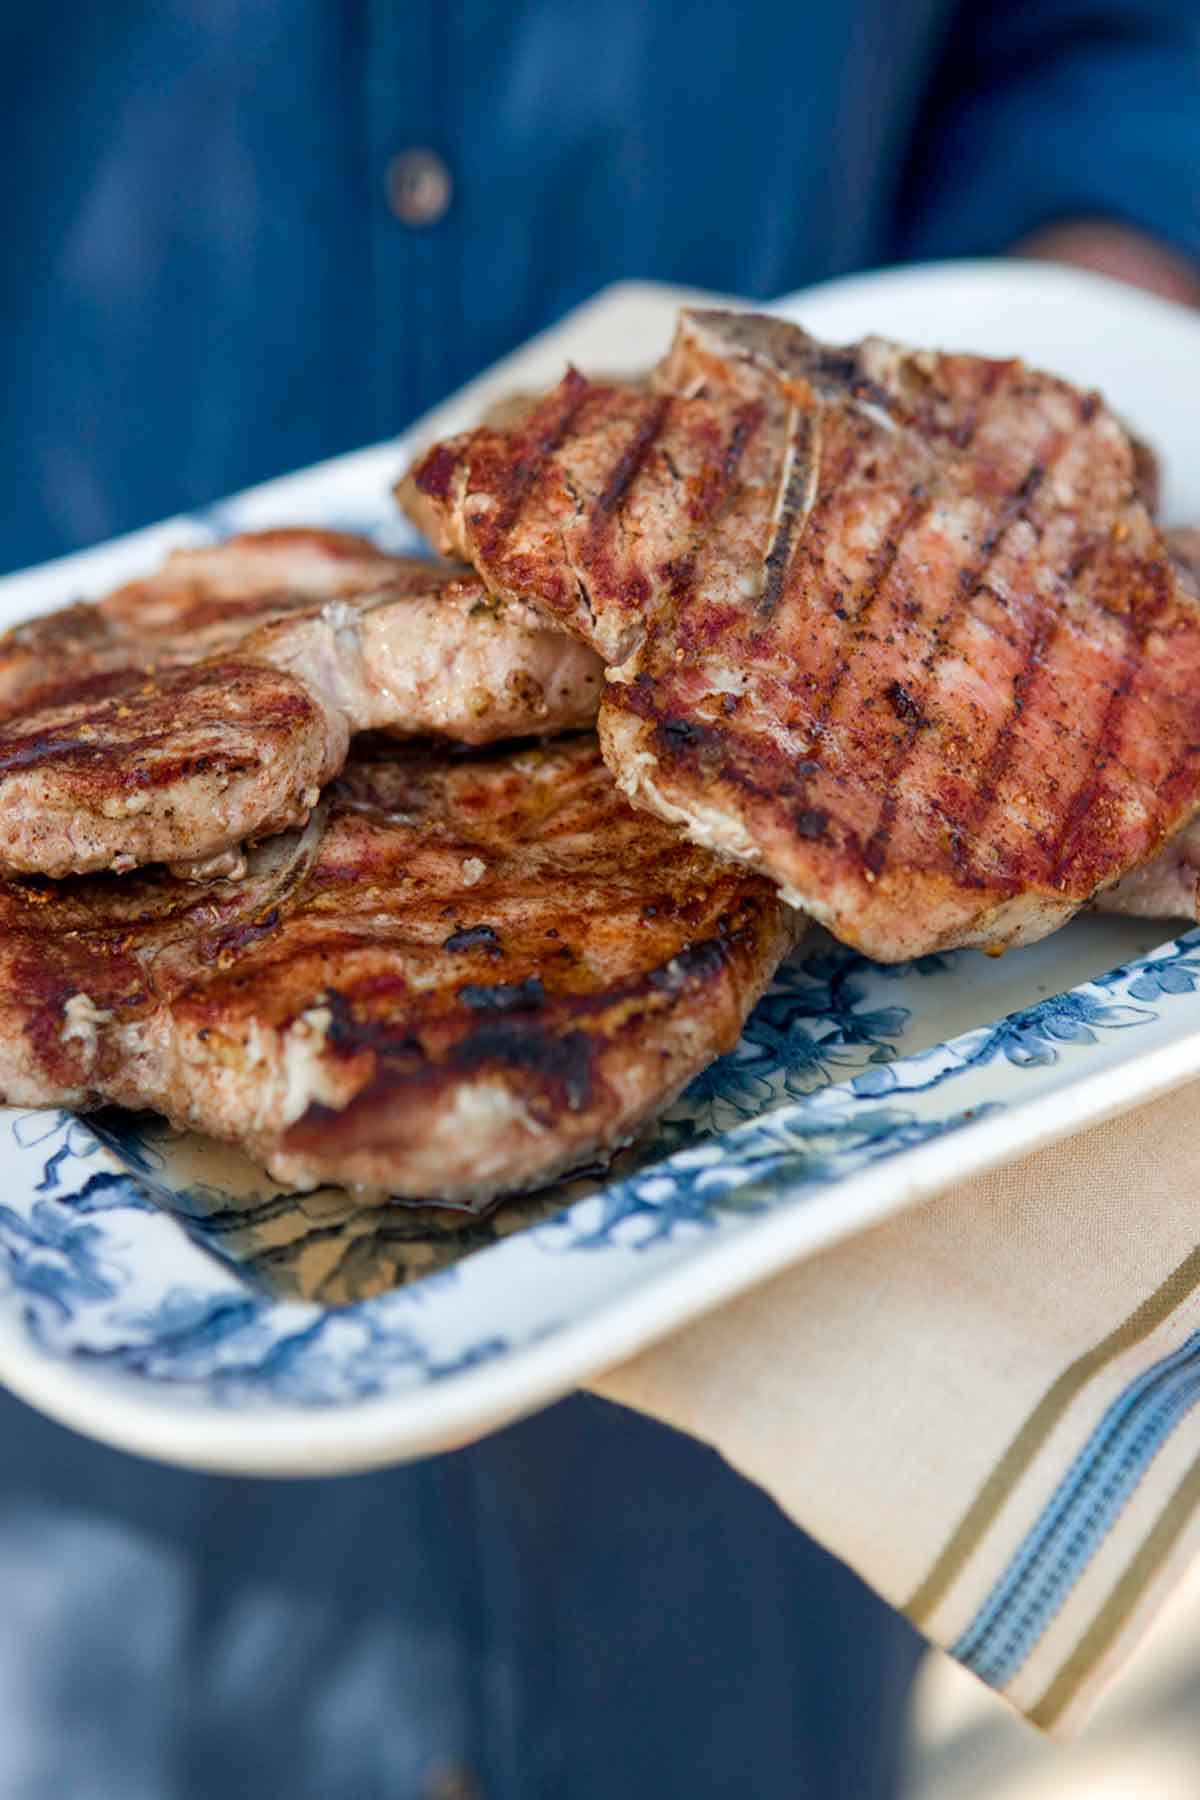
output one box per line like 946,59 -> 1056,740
0,527 -> 425,712
1092,527 -> 1200,923
406,310 -> 1200,962
0,735 -> 795,1204
0,529 -> 602,878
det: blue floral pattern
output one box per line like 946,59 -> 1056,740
677,946 -> 919,1131
1095,930 -> 1200,1002
0,923 -> 1195,1416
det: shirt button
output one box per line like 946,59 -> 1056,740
387,148 -> 453,227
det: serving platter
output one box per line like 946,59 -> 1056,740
2,262 -> 1199,1475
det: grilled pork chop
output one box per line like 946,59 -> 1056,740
0,529 -> 601,877
0,736 -> 793,1202
0,528 -> 415,711
407,310 -> 1200,961
1094,528 -> 1200,922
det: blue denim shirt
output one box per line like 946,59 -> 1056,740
1,4 -> 1198,1795
4,0 -> 1199,577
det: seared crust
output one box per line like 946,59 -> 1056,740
0,529 -> 602,875
0,659 -> 344,879
1093,527 -> 1200,922
407,311 -> 1200,961
0,528 -> 422,714
0,736 -> 795,1204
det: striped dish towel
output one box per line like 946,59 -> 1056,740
589,1077 -> 1200,1735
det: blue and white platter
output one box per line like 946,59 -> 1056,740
2,264 -> 1199,1474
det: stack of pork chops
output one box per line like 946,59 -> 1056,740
2,310 -> 1199,1209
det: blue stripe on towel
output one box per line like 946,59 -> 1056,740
952,1328 -> 1200,1687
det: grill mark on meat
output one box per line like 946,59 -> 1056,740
0,732 -> 106,776
757,406 -> 822,617
687,406 -> 764,533
592,395 -> 672,525
0,740 -> 295,796
663,403 -> 765,611
860,458 -> 1050,880
1049,555 -> 1175,882
475,367 -> 591,559
823,488 -> 931,689
784,483 -> 933,816
952,609 -> 1060,887
637,707 -> 830,832
714,406 -> 764,505
941,359 -> 1007,449
291,1022 -> 600,1135
0,670 -> 317,784
0,664 -> 165,721
448,1018 -> 594,1106
569,394 -> 674,631
938,428 -> 1073,881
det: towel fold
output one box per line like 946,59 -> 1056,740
590,1079 -> 1200,1736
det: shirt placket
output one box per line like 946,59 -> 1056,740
365,0 -> 454,432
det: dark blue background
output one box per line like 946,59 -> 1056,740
3,0 -> 1198,574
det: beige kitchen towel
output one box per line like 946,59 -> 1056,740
590,1080 -> 1200,1737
